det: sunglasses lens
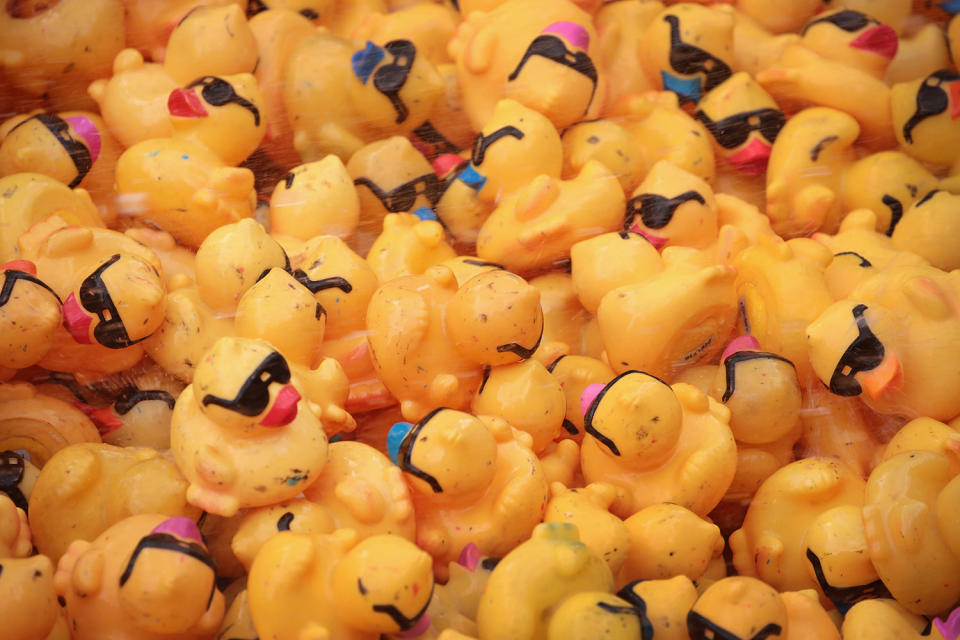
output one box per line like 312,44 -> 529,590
202,79 -> 234,106
389,184 -> 417,212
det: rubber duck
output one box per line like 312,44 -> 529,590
388,409 -> 549,578
734,0 -> 823,34
764,107 -> 860,237
0,493 -> 31,559
544,482 -> 631,575
579,372 -> 737,518
800,8 -> 899,79
892,189 -> 960,271
593,1 -> 662,108
229,499 -> 336,571
448,0 -> 602,130
270,156 -> 361,243
366,212 -> 457,283
284,32 -> 444,161
0,261 -> 62,372
367,266 -> 541,421
546,355 -> 616,442
169,336 -> 329,517
0,551 -> 59,640
842,598 -> 951,639
639,4 -> 735,105
0,110 -> 122,225
474,522 -> 614,640
0,0 -> 124,111
806,264 -> 960,421
89,4 -> 259,148
530,272 -> 595,365
247,530 -> 434,640
28,444 -> 198,565
54,514 -> 225,640
729,457 -> 866,598
597,248 -> 737,381
352,3 -> 460,65
561,119 -> 648,197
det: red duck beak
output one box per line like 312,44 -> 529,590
168,88 -> 208,119
62,292 -> 92,344
727,137 -> 772,176
849,24 -> 898,59
950,81 -> 960,119
73,402 -> 123,436
628,226 -> 668,250
432,153 -> 465,178
260,385 -> 300,427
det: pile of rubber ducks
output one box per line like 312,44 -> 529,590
1,0 -> 960,638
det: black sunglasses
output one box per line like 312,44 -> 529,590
291,269 -> 353,295
664,14 -> 732,94
0,451 -> 28,513
721,350 -> 795,403
471,125 -> 525,166
113,388 -> 176,416
694,108 -> 785,149
802,10 -> 875,35
625,191 -> 707,230
828,304 -> 884,397
582,371 -> 672,457
508,35 -> 598,111
688,610 -> 783,640
805,548 -> 890,612
373,40 -> 417,124
9,113 -> 92,188
615,581 -> 657,640
0,268 -> 61,308
372,586 -> 434,633
79,254 -> 150,350
186,76 -> 261,126
396,408 -> 447,493
201,351 -> 291,417
353,174 -> 441,213
902,69 -> 960,144
119,532 -> 217,608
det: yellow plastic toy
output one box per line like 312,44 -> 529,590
710,336 -> 803,500
15,217 -> 167,378
0,172 -> 102,264
171,336 -> 330,517
146,218 -> 288,381
611,576 -> 698,640
114,138 -> 257,249
233,267 -> 356,438
348,136 -> 441,252
892,189 -> 960,271
543,482 -> 630,575
248,530 -> 435,640
367,266 -> 542,421
593,1 -> 662,109
734,0 -> 822,34
302,440 -> 416,542
476,160 -> 625,275
597,249 -> 737,380
0,384 -> 100,470
579,372 -> 737,518
248,8 -> 317,168
388,409 -> 549,578
472,359 -> 563,454
294,236 -> 389,413
0,261 -> 61,371
546,355 -> 616,441
720,5 -> 802,79
0,0 -> 124,111
806,264 -> 960,421
28,443 -> 199,565
366,211 -> 457,282
800,8 -> 899,79
352,3 -> 460,65
695,72 -> 785,177
0,493 -> 31,559
639,4 -> 735,105
530,272 -> 594,365
732,237 -> 834,383
764,107 -> 860,237
691,577 -> 788,638
167,73 -> 267,166
270,156 -> 361,243
840,151 -> 939,236
757,39 -> 896,149
842,598 -> 950,640
862,451 -> 960,616
54,514 -> 225,640
0,110 -> 122,224
729,457 -> 866,597
625,160 -> 718,250
474,522 -> 614,640
448,0 -> 602,130
89,4 -> 258,147
620,502 -> 724,587
0,551 -> 59,640
561,118 -> 647,196
884,417 -> 960,470
890,68 -> 960,166
230,499 -> 336,571
284,32 -> 444,161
